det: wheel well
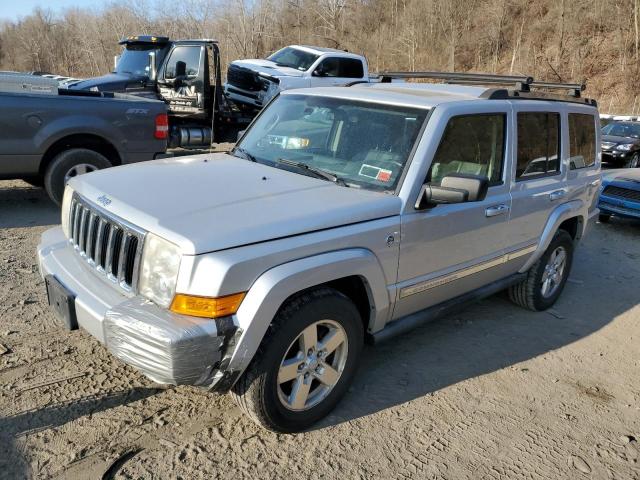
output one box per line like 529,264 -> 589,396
280,276 -> 374,334
324,276 -> 373,332
39,134 -> 121,176
558,216 -> 583,241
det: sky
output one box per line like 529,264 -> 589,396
0,0 -> 99,22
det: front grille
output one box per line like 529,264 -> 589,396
602,185 -> 640,202
68,195 -> 145,292
227,64 -> 263,92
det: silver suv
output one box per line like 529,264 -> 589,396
38,72 -> 601,432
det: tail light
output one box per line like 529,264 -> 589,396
154,113 -> 169,140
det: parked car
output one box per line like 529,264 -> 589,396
38,72 -> 600,433
598,168 -> 640,222
600,121 -> 640,167
224,45 -> 369,109
0,74 -> 168,204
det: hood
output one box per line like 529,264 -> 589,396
231,59 -> 305,78
69,154 -> 401,255
602,134 -> 640,145
602,168 -> 640,188
66,72 -> 146,92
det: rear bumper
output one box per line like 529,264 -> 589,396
37,227 -> 230,386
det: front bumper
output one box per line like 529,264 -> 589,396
37,227 -> 231,386
598,196 -> 640,219
601,149 -> 629,164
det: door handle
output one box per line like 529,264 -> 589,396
549,189 -> 567,201
485,204 -> 510,217
590,179 -> 601,187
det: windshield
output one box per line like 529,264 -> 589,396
267,47 -> 319,71
236,94 -> 428,192
115,45 -> 164,76
602,122 -> 640,139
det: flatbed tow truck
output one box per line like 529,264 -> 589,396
65,36 -> 255,148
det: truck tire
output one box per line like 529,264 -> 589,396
44,148 -> 111,205
508,230 -> 574,312
231,287 -> 363,433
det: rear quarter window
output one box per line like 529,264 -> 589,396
568,113 -> 596,169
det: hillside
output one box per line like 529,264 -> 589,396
1,0 -> 638,113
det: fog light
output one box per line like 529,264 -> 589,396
170,292 -> 246,318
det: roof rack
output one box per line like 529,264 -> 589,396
374,71 -> 593,105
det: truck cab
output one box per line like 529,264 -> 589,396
67,36 -> 251,147
224,45 -> 369,109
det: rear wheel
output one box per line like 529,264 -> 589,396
231,288 -> 363,433
508,230 -> 574,311
44,148 -> 111,205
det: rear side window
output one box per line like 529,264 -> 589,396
429,114 -> 506,186
569,113 -> 596,169
516,112 -> 560,180
315,57 -> 364,78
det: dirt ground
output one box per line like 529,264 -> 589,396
1,179 -> 639,480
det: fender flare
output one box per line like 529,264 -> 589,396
519,199 -> 585,273
225,248 -> 390,382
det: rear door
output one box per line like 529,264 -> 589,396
507,104 -> 565,251
157,44 -> 206,117
394,105 -> 513,319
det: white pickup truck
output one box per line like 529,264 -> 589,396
224,45 -> 369,109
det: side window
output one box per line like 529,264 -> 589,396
314,57 -> 364,78
164,46 -> 202,80
338,58 -> 364,78
428,114 -> 506,186
568,113 -> 596,169
516,112 -> 560,179
315,57 -> 341,77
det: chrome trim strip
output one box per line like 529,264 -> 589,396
399,243 -> 537,299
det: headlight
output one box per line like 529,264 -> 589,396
616,143 -> 634,151
61,186 -> 74,238
138,233 -> 181,308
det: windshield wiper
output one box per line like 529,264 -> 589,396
276,158 -> 347,186
232,147 -> 258,163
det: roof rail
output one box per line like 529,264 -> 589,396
374,70 -> 591,103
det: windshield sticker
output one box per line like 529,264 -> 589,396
359,164 -> 392,182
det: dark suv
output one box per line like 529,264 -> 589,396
600,121 -> 640,167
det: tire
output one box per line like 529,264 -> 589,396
231,287 -> 363,433
44,148 -> 112,205
599,213 -> 611,223
627,152 -> 640,168
508,230 -> 574,312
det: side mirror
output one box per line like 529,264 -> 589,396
313,66 -> 326,77
175,61 -> 187,78
415,173 -> 489,209
148,51 -> 157,82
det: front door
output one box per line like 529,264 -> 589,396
157,44 -> 206,117
394,108 -> 513,319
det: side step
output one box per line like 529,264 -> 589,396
370,273 -> 526,344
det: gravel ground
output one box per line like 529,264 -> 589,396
1,179 -> 639,479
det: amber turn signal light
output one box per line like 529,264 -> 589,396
170,292 -> 246,318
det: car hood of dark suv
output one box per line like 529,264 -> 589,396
602,134 -> 640,145
69,153 -> 402,255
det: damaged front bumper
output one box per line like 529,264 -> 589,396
37,226 -> 239,390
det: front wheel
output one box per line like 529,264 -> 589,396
627,152 -> 640,168
508,230 -> 574,311
44,148 -> 112,205
231,288 -> 363,433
